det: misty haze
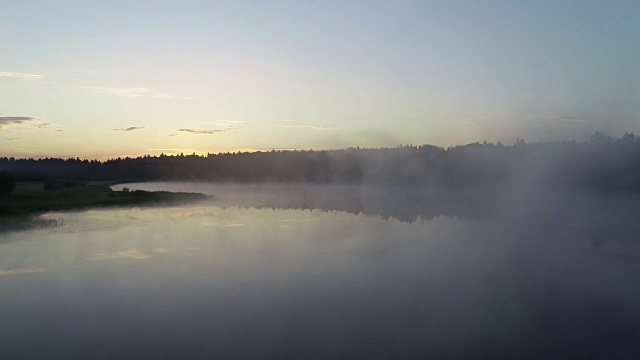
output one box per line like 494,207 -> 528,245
2,1 -> 640,359
3,139 -> 640,358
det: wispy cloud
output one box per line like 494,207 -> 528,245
277,124 -> 339,131
87,86 -> 151,97
0,71 -> 46,80
33,122 -> 61,130
6,137 -> 20,140
1,69 -> 197,101
113,126 -> 145,132
176,128 -> 231,135
2,71 -> 195,100
87,86 -> 193,99
474,113 -> 604,123
0,116 -> 63,131
203,120 -> 249,124
545,115 -> 603,122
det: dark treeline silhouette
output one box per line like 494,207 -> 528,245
2,131 -> 640,193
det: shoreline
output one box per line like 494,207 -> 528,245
0,182 -> 209,218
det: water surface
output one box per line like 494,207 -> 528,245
1,183 -> 639,359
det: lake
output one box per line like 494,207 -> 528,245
1,182 -> 640,359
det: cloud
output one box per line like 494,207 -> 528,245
113,126 -> 145,132
0,71 -> 46,80
176,127 -> 233,135
33,122 -> 62,130
87,86 -> 151,97
545,115 -> 603,122
0,116 -> 33,129
1,72 -> 195,99
277,124 -> 339,131
87,86 -> 193,99
474,113 -> 604,123
203,120 -> 249,124
0,116 -> 63,131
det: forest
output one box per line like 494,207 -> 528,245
2,131 -> 640,194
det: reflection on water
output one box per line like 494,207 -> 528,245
86,250 -> 152,260
0,267 -> 47,277
115,182 -> 640,246
0,214 -> 63,235
1,183 -> 639,359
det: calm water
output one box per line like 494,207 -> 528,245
1,183 -> 640,359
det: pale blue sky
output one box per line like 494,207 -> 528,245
1,1 -> 638,158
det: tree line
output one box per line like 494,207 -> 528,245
2,131 -> 640,193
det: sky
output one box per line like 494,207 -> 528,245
1,0 -> 639,158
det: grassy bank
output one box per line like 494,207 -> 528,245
0,182 -> 209,217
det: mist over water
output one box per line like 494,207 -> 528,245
1,183 -> 640,359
